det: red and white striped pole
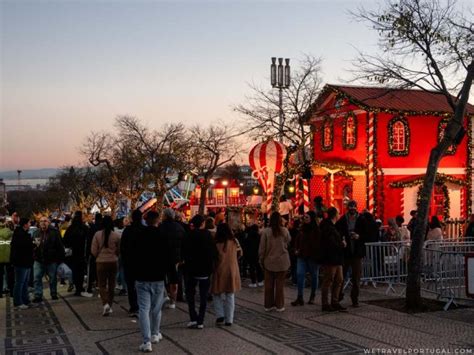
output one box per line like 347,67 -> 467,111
329,173 -> 335,207
400,189 -> 405,216
266,181 -> 273,214
367,112 -> 376,213
302,178 -> 310,212
294,175 -> 301,215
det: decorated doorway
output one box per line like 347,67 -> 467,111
333,174 -> 353,213
429,184 -> 448,220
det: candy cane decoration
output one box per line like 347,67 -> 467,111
294,174 -> 301,214
367,112 -> 376,213
400,188 -> 405,216
302,178 -> 310,212
266,181 -> 273,214
330,173 -> 335,207
461,187 -> 465,219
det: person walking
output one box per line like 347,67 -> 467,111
10,218 -> 34,309
63,211 -> 90,297
157,208 -> 185,309
335,200 -> 367,307
212,223 -> 242,326
291,211 -> 321,306
0,217 -> 14,298
182,214 -> 218,329
32,216 -> 65,302
259,212 -> 291,312
91,215 -> 120,316
320,207 -> 347,312
243,224 -> 263,287
133,210 -> 172,352
84,213 -> 103,296
120,209 -> 145,317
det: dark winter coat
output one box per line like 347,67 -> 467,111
33,227 -> 65,265
182,229 -> 218,278
10,227 -> 34,268
243,225 -> 260,263
133,225 -> 173,282
157,219 -> 185,264
295,223 -> 322,262
335,213 -> 367,259
63,223 -> 90,261
120,223 -> 146,274
320,218 -> 345,266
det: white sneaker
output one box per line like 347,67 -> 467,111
276,307 -> 285,312
18,304 -> 29,310
197,324 -> 204,329
248,283 -> 257,288
151,333 -> 163,344
139,342 -> 152,352
257,281 -> 264,287
167,302 -> 176,309
81,292 -> 93,298
264,307 -> 275,312
102,304 -> 111,316
187,321 -> 197,328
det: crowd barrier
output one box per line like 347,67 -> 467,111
362,241 -> 474,310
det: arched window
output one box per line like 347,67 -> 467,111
343,113 -> 357,149
438,118 -> 456,155
321,118 -> 333,151
388,117 -> 409,156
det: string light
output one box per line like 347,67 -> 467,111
389,172 -> 468,188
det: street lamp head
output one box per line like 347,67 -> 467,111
271,57 -> 277,87
284,58 -> 291,88
277,58 -> 284,87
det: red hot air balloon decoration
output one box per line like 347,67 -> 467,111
248,140 -> 287,213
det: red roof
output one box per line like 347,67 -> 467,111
309,85 -> 474,117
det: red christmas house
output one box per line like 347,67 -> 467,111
306,85 -> 474,222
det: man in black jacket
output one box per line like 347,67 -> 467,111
182,214 -> 218,329
158,208 -> 185,309
134,210 -> 173,352
10,218 -> 34,309
120,209 -> 145,316
63,211 -> 90,297
32,216 -> 65,302
335,200 -> 367,307
320,207 -> 347,312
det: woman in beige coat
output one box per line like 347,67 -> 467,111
211,223 -> 242,326
259,212 -> 291,312
91,216 -> 120,316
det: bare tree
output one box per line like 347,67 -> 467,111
115,116 -> 191,214
352,0 -> 473,310
235,55 -> 324,209
189,125 -> 241,215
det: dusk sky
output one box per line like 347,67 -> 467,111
1,0 -> 395,170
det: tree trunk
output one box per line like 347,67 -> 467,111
406,61 -> 474,310
198,184 -> 209,216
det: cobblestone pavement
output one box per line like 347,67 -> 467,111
1,283 -> 473,354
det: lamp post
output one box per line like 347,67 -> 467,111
271,57 -> 291,141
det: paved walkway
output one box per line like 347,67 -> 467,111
1,283 -> 473,354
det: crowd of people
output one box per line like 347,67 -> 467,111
1,197 -> 474,352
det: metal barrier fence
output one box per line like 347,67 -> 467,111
362,241 -> 474,309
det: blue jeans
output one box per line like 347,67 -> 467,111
13,267 -> 31,306
213,292 -> 235,324
186,277 -> 210,325
34,261 -> 58,299
136,281 -> 165,343
296,257 -> 320,298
